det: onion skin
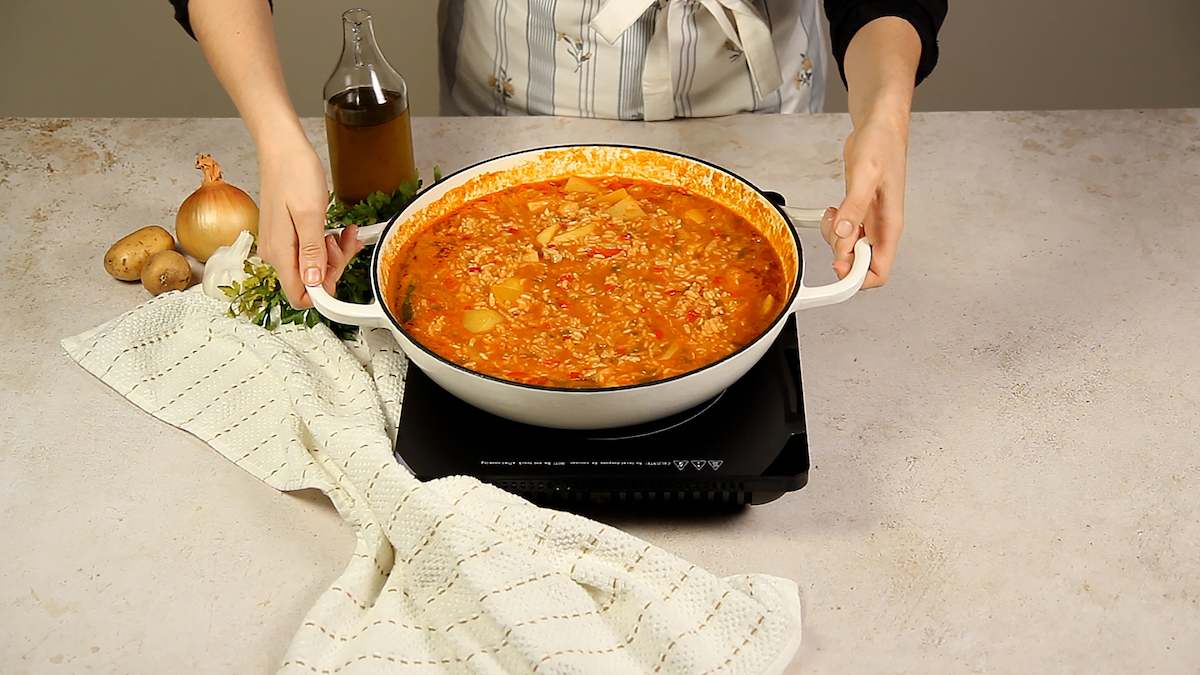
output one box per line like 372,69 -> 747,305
176,154 -> 259,262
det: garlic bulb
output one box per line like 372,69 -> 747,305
201,230 -> 255,300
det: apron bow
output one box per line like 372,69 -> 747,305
591,0 -> 783,120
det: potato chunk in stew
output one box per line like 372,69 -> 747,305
388,176 -> 786,388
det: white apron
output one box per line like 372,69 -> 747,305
438,0 -> 826,120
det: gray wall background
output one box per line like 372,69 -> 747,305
1,1 -> 1198,118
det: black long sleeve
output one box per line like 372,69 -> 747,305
169,0 -> 272,39
824,0 -> 947,87
168,1 -> 946,87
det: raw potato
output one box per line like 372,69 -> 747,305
104,226 -> 176,281
141,250 -> 193,295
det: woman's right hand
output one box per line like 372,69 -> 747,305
256,136 -> 361,308
189,0 -> 362,307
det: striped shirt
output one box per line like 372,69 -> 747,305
437,0 -> 826,120
168,0 -> 946,120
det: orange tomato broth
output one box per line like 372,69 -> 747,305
385,176 -> 786,388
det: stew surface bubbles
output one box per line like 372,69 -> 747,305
387,176 -> 786,388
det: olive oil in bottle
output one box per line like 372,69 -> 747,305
323,9 -> 416,206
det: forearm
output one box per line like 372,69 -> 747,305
188,0 -> 306,151
843,16 -> 921,131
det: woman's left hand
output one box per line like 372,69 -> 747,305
819,113 -> 909,288
818,15 -> 922,289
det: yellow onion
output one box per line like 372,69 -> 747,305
175,153 -> 259,262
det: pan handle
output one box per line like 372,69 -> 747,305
307,285 -> 389,328
325,221 -> 386,245
306,221 -> 390,328
762,192 -> 873,312
777,205 -> 829,227
791,238 -> 871,311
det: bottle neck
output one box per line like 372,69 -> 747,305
326,8 -> 408,105
341,10 -> 383,71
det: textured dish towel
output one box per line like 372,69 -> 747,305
62,288 -> 802,674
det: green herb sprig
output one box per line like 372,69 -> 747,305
221,258 -> 324,330
220,167 -> 439,338
327,179 -> 417,228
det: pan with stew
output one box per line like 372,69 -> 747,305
308,145 -> 870,429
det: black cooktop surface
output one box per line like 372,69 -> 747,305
394,315 -> 810,507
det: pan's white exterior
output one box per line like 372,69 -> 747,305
396,311 -> 787,429
309,146 -> 870,429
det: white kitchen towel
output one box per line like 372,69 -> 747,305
62,287 -> 802,674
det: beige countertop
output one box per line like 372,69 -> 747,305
1,111 -> 1198,673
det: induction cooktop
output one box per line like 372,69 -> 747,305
394,314 -> 810,508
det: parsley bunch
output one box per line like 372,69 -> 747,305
222,258 -> 323,330
220,168 -> 439,339
325,169 -> 438,228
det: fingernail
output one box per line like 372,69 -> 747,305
835,219 -> 855,238
303,267 -> 322,285
822,207 -> 835,222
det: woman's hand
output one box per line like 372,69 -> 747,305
256,137 -> 363,308
190,0 -> 361,308
820,113 -> 909,288
821,16 -> 922,289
